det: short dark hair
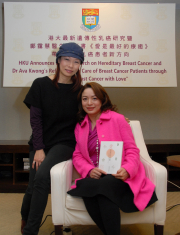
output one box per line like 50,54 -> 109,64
77,82 -> 117,123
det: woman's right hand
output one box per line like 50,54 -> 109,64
32,149 -> 45,171
90,168 -> 107,179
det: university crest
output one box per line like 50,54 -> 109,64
80,9 -> 101,32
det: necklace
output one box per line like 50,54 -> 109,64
96,138 -> 99,165
90,138 -> 99,167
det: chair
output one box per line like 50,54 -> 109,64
50,121 -> 167,235
166,155 -> 180,188
167,155 -> 180,171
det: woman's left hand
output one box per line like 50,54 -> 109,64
112,167 -> 130,181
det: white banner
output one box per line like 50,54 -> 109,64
3,2 -> 176,87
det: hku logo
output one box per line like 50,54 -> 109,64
80,9 -> 101,32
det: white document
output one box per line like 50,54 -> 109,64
99,141 -> 123,174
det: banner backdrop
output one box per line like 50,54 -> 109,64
3,2 -> 176,87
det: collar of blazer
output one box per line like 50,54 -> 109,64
80,110 -> 111,127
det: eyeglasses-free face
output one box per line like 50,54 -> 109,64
59,56 -> 81,80
82,88 -> 102,118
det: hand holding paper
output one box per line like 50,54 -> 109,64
112,168 -> 130,181
90,168 -> 107,179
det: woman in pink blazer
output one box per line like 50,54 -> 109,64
68,82 -> 157,235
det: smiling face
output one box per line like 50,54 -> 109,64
59,56 -> 81,80
82,88 -> 102,118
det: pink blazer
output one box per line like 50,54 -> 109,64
72,110 -> 155,211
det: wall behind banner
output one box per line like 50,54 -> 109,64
0,0 -> 180,141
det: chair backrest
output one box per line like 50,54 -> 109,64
130,121 -> 151,161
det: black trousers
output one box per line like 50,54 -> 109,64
21,144 -> 74,235
83,195 -> 121,235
